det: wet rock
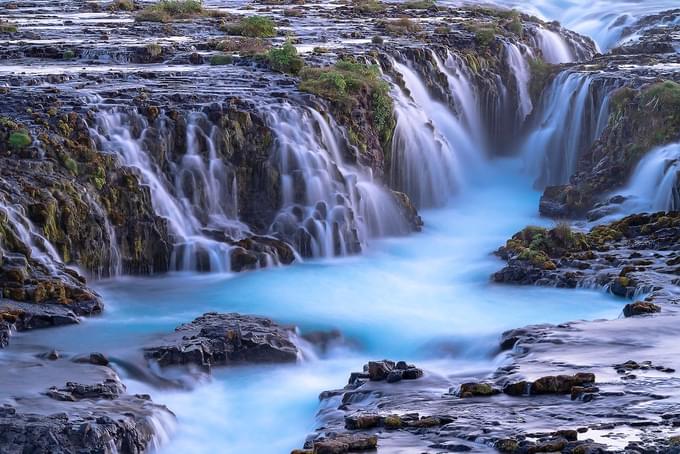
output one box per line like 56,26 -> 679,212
364,360 -> 423,382
457,382 -> 500,398
307,434 -> 378,453
144,312 -> 299,368
367,360 -> 394,380
46,379 -> 124,401
531,373 -> 595,395
504,373 -> 595,396
344,413 -> 381,430
72,352 -> 110,366
623,301 -> 661,317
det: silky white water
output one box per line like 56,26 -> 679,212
13,159 -> 623,453
611,142 -> 680,215
440,0 -> 679,51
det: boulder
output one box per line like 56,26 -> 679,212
144,312 -> 299,368
623,301 -> 661,317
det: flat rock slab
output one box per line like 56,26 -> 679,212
0,355 -> 174,454
144,312 -> 299,368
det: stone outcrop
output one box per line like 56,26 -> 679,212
0,355 -> 173,454
144,312 -> 299,369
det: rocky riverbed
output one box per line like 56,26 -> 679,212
1,0 -> 680,452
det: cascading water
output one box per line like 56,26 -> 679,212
387,54 -> 481,207
532,27 -> 574,64
263,103 -> 408,257
503,42 -> 534,122
0,199 -> 62,276
441,0 -> 679,51
521,71 -> 619,188
90,109 -> 250,272
613,142 -> 680,213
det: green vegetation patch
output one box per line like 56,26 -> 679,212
109,0 -> 136,11
352,0 -> 387,13
210,54 -> 233,65
222,15 -> 277,38
0,21 -> 18,33
215,37 -> 270,54
300,60 -> 394,144
267,41 -> 304,75
401,0 -> 435,9
136,0 -> 204,22
8,131 -> 32,149
641,80 -> 680,108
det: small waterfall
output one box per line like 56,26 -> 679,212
433,51 -> 487,150
387,56 -> 481,208
522,71 -> 617,188
90,110 -> 250,272
0,199 -> 62,276
615,143 -> 680,213
533,27 -> 574,64
263,103 -> 407,258
503,42 -> 534,123
83,192 -> 123,278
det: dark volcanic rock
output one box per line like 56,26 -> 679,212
623,301 -> 661,317
0,356 -> 173,454
144,312 -> 299,368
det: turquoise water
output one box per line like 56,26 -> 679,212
14,159 -> 623,453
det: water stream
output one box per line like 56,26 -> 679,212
11,159 -> 623,453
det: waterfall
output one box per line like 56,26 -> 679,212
433,51 -> 487,150
533,27 -> 574,64
0,198 -> 62,276
387,56 -> 481,208
504,42 -> 534,122
263,103 -> 408,258
614,143 -> 680,213
521,71 -> 617,188
90,109 -> 250,272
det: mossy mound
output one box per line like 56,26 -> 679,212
300,60 -> 394,147
222,15 -> 277,38
135,0 -> 208,22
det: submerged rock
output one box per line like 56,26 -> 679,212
144,312 -> 299,368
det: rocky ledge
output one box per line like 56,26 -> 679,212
493,211 -> 680,309
0,354 -> 174,454
144,312 -> 299,369
295,211 -> 680,452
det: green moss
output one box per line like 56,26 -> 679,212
8,131 -> 32,149
0,21 -> 18,33
109,0 -> 135,11
474,26 -> 497,47
267,41 -> 304,75
92,167 -> 106,190
223,15 -> 276,38
210,54 -> 233,65
352,0 -> 386,13
641,80 -> 680,107
507,11 -> 522,35
62,50 -> 76,59
528,57 -> 553,100
300,60 -> 395,147
136,0 -> 204,22
402,0 -> 435,9
63,157 -> 79,175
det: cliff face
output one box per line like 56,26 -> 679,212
539,78 -> 680,219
